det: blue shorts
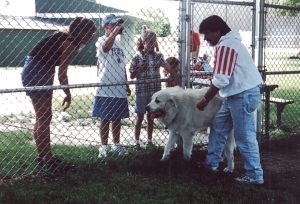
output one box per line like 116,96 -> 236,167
21,56 -> 55,101
135,95 -> 152,114
92,96 -> 129,121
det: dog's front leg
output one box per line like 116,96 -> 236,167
223,130 -> 235,173
161,131 -> 178,161
182,132 -> 193,160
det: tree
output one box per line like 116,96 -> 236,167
269,0 -> 300,16
134,8 -> 171,37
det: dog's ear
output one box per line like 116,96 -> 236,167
168,96 -> 177,108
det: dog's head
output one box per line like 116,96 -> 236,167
146,88 -> 179,124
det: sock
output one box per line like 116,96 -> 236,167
113,143 -> 120,148
101,144 -> 108,150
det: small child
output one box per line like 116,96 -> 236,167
130,28 -> 178,149
165,57 -> 180,87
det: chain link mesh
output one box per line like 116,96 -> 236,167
0,0 -> 299,178
263,2 -> 300,136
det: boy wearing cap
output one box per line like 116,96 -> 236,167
93,14 -> 131,157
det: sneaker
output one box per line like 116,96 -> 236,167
134,143 -> 141,150
234,174 -> 264,185
35,155 -> 63,166
112,144 -> 128,156
98,146 -> 108,158
146,142 -> 155,149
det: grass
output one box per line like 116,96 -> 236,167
263,52 -> 300,129
1,172 -> 298,204
0,131 -> 99,177
0,130 -> 300,203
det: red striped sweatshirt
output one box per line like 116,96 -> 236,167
211,31 -> 263,97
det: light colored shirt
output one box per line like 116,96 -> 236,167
95,36 -> 127,98
212,31 -> 263,97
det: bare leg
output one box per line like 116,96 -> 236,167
146,113 -> 153,141
112,120 -> 121,144
134,113 -> 144,141
32,97 -> 53,159
100,119 -> 110,145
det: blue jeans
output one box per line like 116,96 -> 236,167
205,86 -> 263,180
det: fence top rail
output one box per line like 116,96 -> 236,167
265,3 -> 300,11
191,0 -> 254,7
0,79 -> 171,94
265,70 -> 300,75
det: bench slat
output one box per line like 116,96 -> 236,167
269,97 -> 294,104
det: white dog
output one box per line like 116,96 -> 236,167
146,86 -> 236,173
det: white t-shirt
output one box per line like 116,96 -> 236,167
211,31 -> 263,97
95,36 -> 127,98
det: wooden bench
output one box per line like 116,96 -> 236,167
263,97 -> 295,126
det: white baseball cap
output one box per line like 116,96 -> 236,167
102,14 -> 124,28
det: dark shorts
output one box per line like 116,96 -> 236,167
21,56 -> 54,101
92,96 -> 129,121
135,94 -> 152,114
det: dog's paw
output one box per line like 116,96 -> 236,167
183,156 -> 191,161
160,155 -> 169,161
223,167 -> 234,173
183,154 -> 191,161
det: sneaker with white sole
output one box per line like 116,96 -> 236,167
98,145 -> 109,158
112,144 -> 128,156
234,174 -> 264,185
134,143 -> 141,150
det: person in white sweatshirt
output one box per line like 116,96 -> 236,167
196,15 -> 264,185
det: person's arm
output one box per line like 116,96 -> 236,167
96,59 -> 100,76
129,56 -> 147,79
102,25 -> 123,53
195,33 -> 200,59
155,41 -> 159,52
130,63 -> 147,79
58,40 -> 77,111
195,43 -> 200,59
196,84 -> 220,110
125,69 -> 131,96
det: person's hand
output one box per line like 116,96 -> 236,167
138,62 -> 147,73
196,97 -> 209,111
112,24 -> 124,36
126,87 -> 131,96
62,94 -> 71,111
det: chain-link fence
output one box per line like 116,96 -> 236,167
1,0 -> 299,179
262,2 -> 300,137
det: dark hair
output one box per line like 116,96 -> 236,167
166,57 -> 179,69
69,17 -> 97,43
136,37 -> 144,52
199,15 -> 231,36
